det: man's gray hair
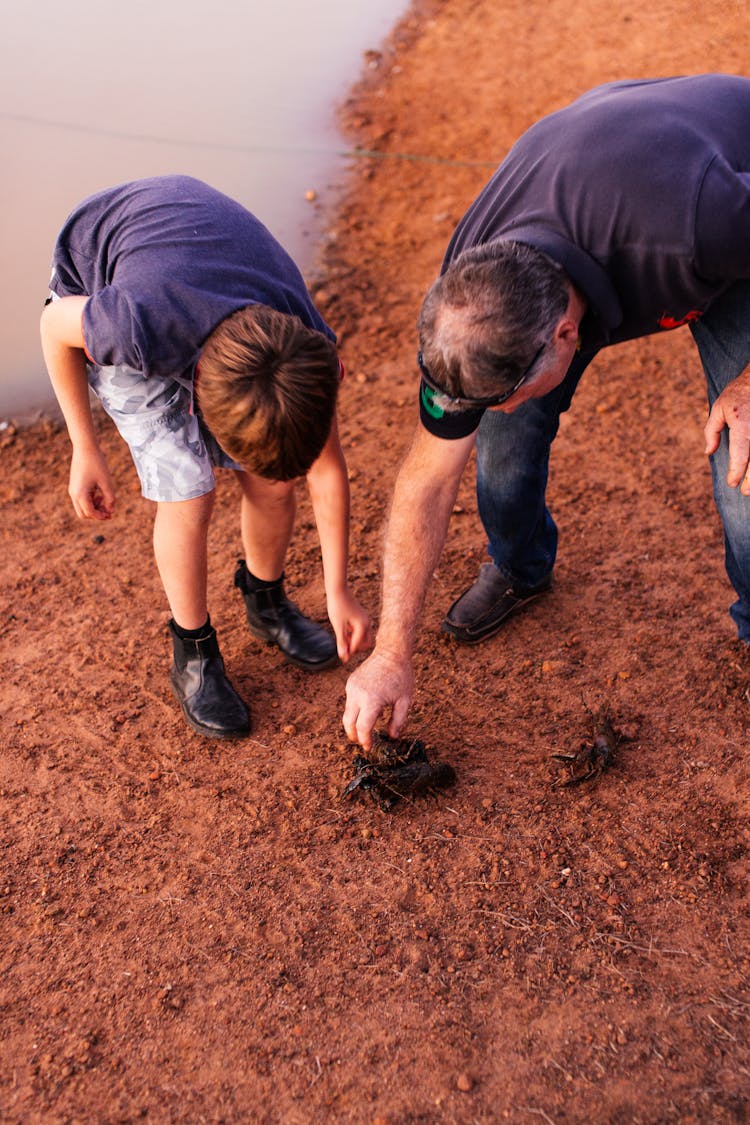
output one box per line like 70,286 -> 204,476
417,241 -> 570,400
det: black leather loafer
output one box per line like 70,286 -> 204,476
441,563 -> 551,644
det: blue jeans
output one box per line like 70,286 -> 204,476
690,282 -> 750,639
475,281 -> 750,639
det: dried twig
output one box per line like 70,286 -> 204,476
519,1107 -> 556,1125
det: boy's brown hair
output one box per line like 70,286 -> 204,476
197,304 -> 340,480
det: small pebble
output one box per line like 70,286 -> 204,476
456,1072 -> 474,1092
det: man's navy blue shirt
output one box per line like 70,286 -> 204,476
421,74 -> 750,437
50,175 -> 334,380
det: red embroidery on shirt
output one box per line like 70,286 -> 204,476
658,309 -> 703,330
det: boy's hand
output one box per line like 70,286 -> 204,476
69,445 -> 116,520
327,589 -> 373,663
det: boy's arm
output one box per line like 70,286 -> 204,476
40,296 -> 116,520
305,412 -> 372,661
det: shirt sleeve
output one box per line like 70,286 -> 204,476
82,285 -> 195,376
82,287 -> 148,370
418,378 -> 485,439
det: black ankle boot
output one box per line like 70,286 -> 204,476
234,559 -> 338,672
168,620 -> 251,739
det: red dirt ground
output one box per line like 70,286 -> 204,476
2,1 -> 750,1121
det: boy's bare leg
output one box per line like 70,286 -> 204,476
233,470 -> 337,670
235,470 -> 296,579
153,491 -> 215,628
155,489 -> 250,738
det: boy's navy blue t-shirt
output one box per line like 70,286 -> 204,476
419,74 -> 750,439
49,175 -> 335,380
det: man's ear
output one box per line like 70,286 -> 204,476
554,316 -> 579,346
553,287 -> 586,348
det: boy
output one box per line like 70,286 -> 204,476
41,175 -> 371,740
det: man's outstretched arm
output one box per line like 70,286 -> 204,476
343,423 -> 475,750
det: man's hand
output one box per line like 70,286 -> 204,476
705,370 -> 750,494
341,424 -> 475,751
69,445 -> 116,520
343,649 -> 414,752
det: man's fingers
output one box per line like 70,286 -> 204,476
344,708 -> 375,753
343,684 -> 386,752
704,403 -> 750,488
726,431 -> 750,489
704,403 -> 725,456
343,652 -> 414,751
343,696 -> 372,751
388,695 -> 411,739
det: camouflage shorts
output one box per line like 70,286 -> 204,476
87,362 -> 242,502
45,287 -> 239,501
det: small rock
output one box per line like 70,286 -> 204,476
456,1072 -> 474,1092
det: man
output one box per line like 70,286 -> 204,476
343,74 -> 750,750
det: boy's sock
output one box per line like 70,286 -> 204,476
234,558 -> 337,672
171,616 -> 212,640
242,568 -> 283,591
